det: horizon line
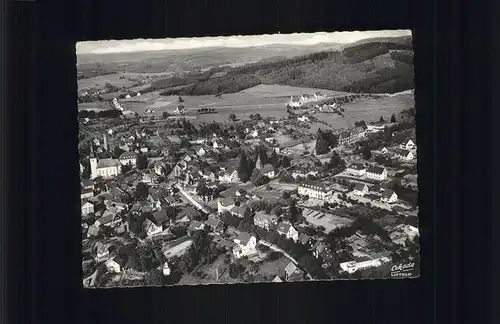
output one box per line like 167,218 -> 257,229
76,30 -> 412,55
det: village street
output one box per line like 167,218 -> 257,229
258,240 -> 313,280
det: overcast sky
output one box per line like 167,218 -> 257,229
76,30 -> 411,55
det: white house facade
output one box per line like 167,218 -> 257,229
298,181 -> 333,200
366,166 -> 388,181
232,233 -> 257,259
346,164 -> 366,177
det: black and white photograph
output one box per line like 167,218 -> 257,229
78,29 -> 419,288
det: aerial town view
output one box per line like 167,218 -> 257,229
78,30 -> 419,288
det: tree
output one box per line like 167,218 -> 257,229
288,199 -> 300,224
145,268 -> 163,286
229,113 -> 236,122
196,182 -> 209,197
178,95 -> 184,103
113,146 -> 125,158
390,113 -> 397,123
237,151 -> 252,182
135,182 -> 149,199
136,153 -> 148,170
270,150 -> 279,168
162,111 -> 170,119
362,145 -> 372,160
280,156 -> 291,168
379,116 -> 385,123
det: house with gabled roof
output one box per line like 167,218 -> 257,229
284,262 -> 304,281
218,197 -> 236,213
205,215 -> 224,234
232,232 -> 257,259
276,222 -> 299,242
253,212 -> 278,231
81,201 -> 94,216
346,163 -> 366,177
397,149 -> 414,161
353,183 -> 369,197
366,166 -> 388,181
229,204 -> 250,218
381,190 -> 398,203
119,151 -> 137,166
298,180 -> 333,200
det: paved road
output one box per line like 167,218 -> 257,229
175,184 -> 210,214
258,240 -> 313,280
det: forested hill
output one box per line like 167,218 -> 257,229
154,36 -> 415,96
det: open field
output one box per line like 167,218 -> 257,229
240,84 -> 353,98
78,101 -> 115,111
78,74 -> 140,91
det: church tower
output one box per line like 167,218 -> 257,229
255,155 -> 263,170
90,157 -> 98,179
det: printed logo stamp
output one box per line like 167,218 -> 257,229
390,262 -> 416,278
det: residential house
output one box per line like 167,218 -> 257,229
404,139 -> 416,150
232,232 -> 257,259
188,220 -> 205,234
253,212 -> 278,231
197,147 -> 207,157
82,179 -> 94,190
272,276 -> 283,283
80,162 -> 84,175
346,163 -> 366,177
81,201 -> 94,216
389,224 -> 419,246
298,233 -> 311,246
338,127 -> 367,146
229,204 -> 250,218
313,240 -> 333,261
381,190 -> 398,203
292,169 -> 318,180
265,137 -> 276,144
380,147 -> 389,154
298,116 -> 310,122
260,164 -> 275,178
81,188 -> 94,200
219,168 -> 240,183
289,96 -> 302,108
205,215 -> 224,234
276,223 -> 299,242
95,210 -> 120,227
105,258 -> 122,273
151,210 -> 170,228
86,225 -> 100,237
170,164 -> 185,178
297,181 -> 333,200
202,170 -> 216,182
300,94 -> 312,102
251,129 -> 259,138
119,151 -> 137,166
366,166 -> 388,181
353,183 -> 369,197
140,147 -> 149,153
313,92 -> 325,100
397,149 -> 414,161
284,262 -> 304,281
95,243 -> 110,261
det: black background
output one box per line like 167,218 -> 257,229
4,0 -> 497,322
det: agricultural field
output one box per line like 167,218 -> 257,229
77,73 -> 140,91
240,84 -> 352,98
78,101 -> 115,111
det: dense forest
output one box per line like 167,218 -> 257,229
148,37 -> 415,96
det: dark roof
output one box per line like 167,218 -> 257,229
205,215 -> 222,228
119,151 -> 137,160
82,179 -> 94,187
299,233 -> 311,244
219,197 -> 235,207
382,190 -> 397,199
230,204 -> 250,217
97,158 -> 121,168
234,232 -> 252,246
152,210 -> 169,224
299,180 -> 332,193
367,166 -> 385,174
354,183 -> 368,191
348,163 -> 365,170
261,164 -> 275,174
254,212 -> 277,223
277,222 -> 291,234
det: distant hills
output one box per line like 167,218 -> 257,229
153,36 -> 415,95
77,36 -> 414,95
76,43 -> 343,74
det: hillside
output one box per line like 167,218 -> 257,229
151,36 -> 414,96
76,43 -> 342,75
